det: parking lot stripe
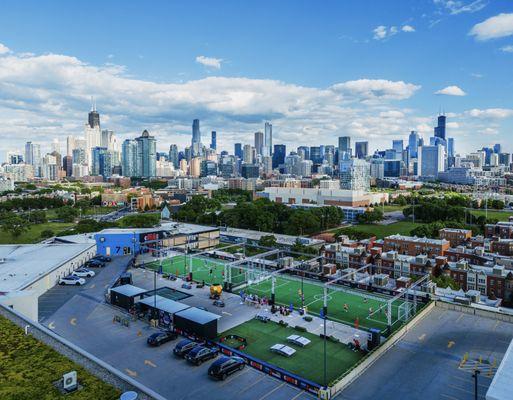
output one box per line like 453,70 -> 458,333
259,382 -> 285,400
219,367 -> 250,387
144,359 -> 157,368
125,368 -> 137,377
447,341 -> 455,349
236,374 -> 265,392
440,394 -> 460,400
289,390 -> 306,400
418,333 -> 426,341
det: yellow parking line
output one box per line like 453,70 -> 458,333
448,341 -> 455,349
418,333 -> 426,341
125,368 -> 137,377
70,318 -> 77,326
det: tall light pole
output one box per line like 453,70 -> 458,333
472,370 -> 480,400
323,285 -> 328,388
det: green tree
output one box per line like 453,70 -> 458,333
40,229 -> 55,239
55,206 -> 79,222
258,235 -> 278,248
1,214 -> 29,238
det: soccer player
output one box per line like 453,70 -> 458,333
343,303 -> 349,313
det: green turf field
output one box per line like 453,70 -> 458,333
244,275 -> 408,333
219,319 -> 364,385
144,255 -> 248,286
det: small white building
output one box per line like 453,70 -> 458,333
0,242 -> 96,320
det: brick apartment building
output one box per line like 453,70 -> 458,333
383,235 -> 450,258
490,239 -> 513,256
485,221 -> 513,239
439,228 -> 472,247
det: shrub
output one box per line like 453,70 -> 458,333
303,315 -> 313,322
294,325 -> 307,332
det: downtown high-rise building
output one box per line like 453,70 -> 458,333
122,139 -> 138,177
434,114 -> 446,140
355,141 -> 368,159
135,130 -> 157,178
339,158 -> 370,191
272,144 -> 286,169
191,119 -> 202,156
254,131 -> 264,155
234,143 -> 243,159
168,144 -> 179,168
408,131 -> 420,159
24,141 -> 41,177
210,131 -> 217,150
338,136 -> 352,159
418,144 -> 445,178
264,122 -> 272,156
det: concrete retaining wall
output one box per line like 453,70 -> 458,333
0,304 -> 166,400
435,300 -> 513,323
329,301 -> 436,397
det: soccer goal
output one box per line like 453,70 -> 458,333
398,301 -> 414,322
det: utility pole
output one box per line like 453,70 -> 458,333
472,370 -> 480,400
323,286 -> 328,388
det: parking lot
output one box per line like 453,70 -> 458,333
38,256 -> 130,321
43,259 -> 314,399
339,306 -> 513,400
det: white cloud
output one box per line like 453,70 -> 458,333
470,72 -> 483,78
469,13 -> 513,41
373,25 -> 415,40
332,79 -> 421,100
195,55 -> 222,69
434,0 -> 487,15
435,85 -> 467,96
0,43 -> 10,55
466,108 -> 513,119
501,45 -> 513,53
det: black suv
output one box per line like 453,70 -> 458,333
147,331 -> 177,347
93,255 -> 111,262
208,356 -> 245,380
86,259 -> 105,268
173,339 -> 198,357
185,345 -> 219,365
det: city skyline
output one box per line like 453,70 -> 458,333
0,1 -> 513,159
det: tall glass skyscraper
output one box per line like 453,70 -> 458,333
338,136 -> 351,158
264,122 -> 272,156
210,131 -> 217,150
355,141 -> 368,159
122,139 -> 138,177
136,130 -> 157,177
254,131 -> 264,155
272,144 -> 286,169
234,143 -> 243,159
408,131 -> 419,158
192,119 -> 201,144
434,114 -> 446,140
168,144 -> 179,168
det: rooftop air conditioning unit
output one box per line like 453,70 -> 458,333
63,371 -> 78,392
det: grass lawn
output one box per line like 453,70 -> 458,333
0,222 -> 75,244
0,315 -> 120,399
245,275 -> 406,334
349,220 -> 426,239
382,205 -> 406,212
143,255 -> 247,286
469,209 -> 512,222
219,319 -> 364,385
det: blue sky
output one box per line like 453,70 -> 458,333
0,0 -> 512,160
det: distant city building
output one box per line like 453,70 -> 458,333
254,131 -> 264,156
408,131 -> 419,159
241,164 -> 259,179
392,140 -> 404,158
264,122 -> 272,157
355,141 -> 368,159
434,114 -> 446,140
234,143 -> 243,159
418,144 -> 445,179
210,131 -> 217,150
243,144 -> 253,164
168,144 -> 179,168
122,139 -> 138,177
272,144 -> 286,169
135,130 -> 157,178
339,158 -> 370,191
338,136 -> 351,159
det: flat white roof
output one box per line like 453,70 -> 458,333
97,222 -> 218,236
110,284 -> 147,297
486,338 -> 513,400
0,243 -> 95,292
137,295 -> 190,314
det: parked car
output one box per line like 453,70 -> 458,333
59,275 -> 86,286
93,255 -> 111,262
208,356 -> 246,380
212,300 -> 225,308
185,345 -> 219,365
173,339 -> 198,357
147,331 -> 178,347
86,259 -> 105,268
73,268 -> 95,278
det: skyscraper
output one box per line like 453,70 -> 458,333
135,130 -> 157,178
243,144 -> 253,164
24,142 -> 41,177
434,114 -> 446,140
264,122 -> 272,156
254,131 -> 264,155
338,136 -> 351,158
91,147 -> 112,178
168,144 -> 179,168
447,138 -> 455,158
392,140 -> 404,155
355,141 -> 368,159
493,143 -> 502,154
210,131 -> 217,150
408,131 -> 420,159
122,139 -> 138,177
234,143 -> 243,159
418,144 -> 445,178
272,144 -> 286,169
192,119 -> 201,144
339,159 -> 370,191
